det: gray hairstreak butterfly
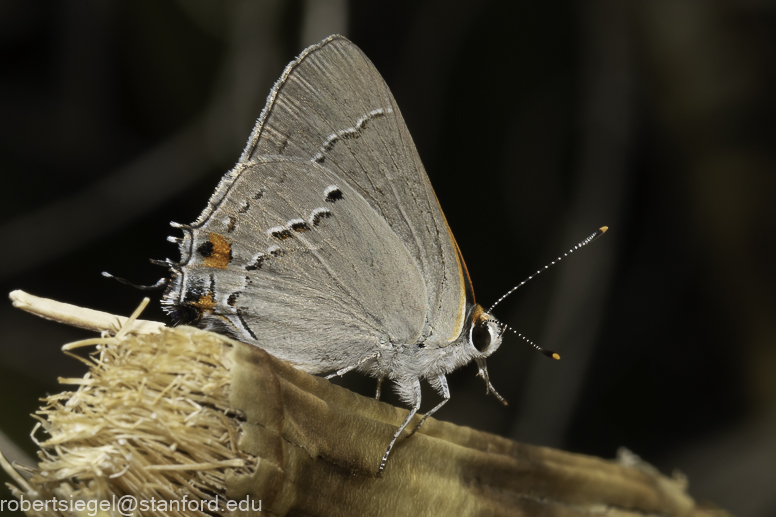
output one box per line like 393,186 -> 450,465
154,35 -> 606,473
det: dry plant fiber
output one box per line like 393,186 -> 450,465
1,292 -> 731,516
2,316 -> 255,516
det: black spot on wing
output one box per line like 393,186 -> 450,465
290,220 -> 310,233
169,303 -> 202,326
246,253 -> 265,271
324,135 -> 340,151
310,208 -> 332,227
311,108 -> 390,164
197,241 -> 214,258
325,187 -> 343,203
270,228 -> 293,240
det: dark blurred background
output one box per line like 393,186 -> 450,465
1,1 -> 774,515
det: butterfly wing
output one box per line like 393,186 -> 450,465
165,158 -> 427,373
241,35 -> 469,346
164,36 -> 468,373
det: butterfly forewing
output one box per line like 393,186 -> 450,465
166,35 -> 469,378
241,35 -> 468,347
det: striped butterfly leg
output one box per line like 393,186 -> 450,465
377,375 -> 451,474
407,374 -> 450,438
378,377 -> 421,474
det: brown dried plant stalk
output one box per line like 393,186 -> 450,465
2,291 -> 730,517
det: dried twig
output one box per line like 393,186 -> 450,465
1,292 -> 728,516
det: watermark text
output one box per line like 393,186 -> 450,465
1,494 -> 261,515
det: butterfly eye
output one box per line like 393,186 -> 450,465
471,320 -> 492,353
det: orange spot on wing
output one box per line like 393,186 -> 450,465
204,233 -> 232,269
192,293 -> 216,312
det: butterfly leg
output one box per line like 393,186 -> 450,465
476,358 -> 508,405
375,377 -> 384,400
324,351 -> 381,379
407,374 -> 450,437
378,377 -> 421,474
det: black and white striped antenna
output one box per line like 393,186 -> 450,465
489,226 -> 608,359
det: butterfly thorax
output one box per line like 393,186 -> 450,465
362,303 -> 504,382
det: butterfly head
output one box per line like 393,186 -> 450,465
467,304 -> 506,359
463,304 -> 509,405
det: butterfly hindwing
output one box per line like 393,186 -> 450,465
167,159 -> 428,373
